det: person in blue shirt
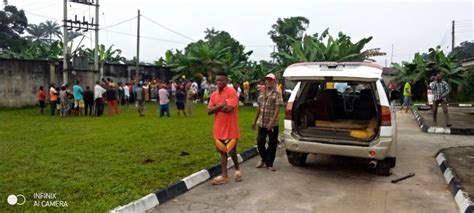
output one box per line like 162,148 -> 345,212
73,80 -> 84,116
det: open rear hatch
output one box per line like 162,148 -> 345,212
292,80 -> 381,145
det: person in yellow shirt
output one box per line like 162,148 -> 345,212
243,80 -> 250,102
400,80 -> 413,113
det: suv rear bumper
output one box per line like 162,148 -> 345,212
284,131 -> 394,160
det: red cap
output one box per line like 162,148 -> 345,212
265,73 -> 276,80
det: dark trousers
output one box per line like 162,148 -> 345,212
85,102 -> 94,116
160,103 -> 170,117
433,100 -> 450,125
94,98 -> 104,116
50,100 -> 57,116
137,100 -> 144,115
257,126 -> 279,167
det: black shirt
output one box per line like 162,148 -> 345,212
106,89 -> 117,101
83,90 -> 94,104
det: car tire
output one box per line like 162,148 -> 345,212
286,150 -> 307,166
375,157 -> 395,176
375,166 -> 391,176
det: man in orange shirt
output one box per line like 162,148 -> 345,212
208,71 -> 242,185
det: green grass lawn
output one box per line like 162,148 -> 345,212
0,103 -> 283,212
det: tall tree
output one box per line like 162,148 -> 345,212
25,24 -> 46,42
452,41 -> 474,61
41,20 -> 62,42
268,17 -> 309,58
0,5 -> 28,52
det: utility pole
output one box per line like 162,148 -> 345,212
95,0 -> 100,78
390,44 -> 394,66
136,9 -> 140,81
451,20 -> 455,53
62,0 -> 68,84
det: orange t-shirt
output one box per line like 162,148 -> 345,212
49,87 -> 58,101
208,86 -> 240,139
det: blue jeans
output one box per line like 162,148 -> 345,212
160,103 -> 170,117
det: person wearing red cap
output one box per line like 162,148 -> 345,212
252,73 -> 284,171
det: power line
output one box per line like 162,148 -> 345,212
102,29 -> 188,44
24,10 -> 60,21
101,16 -> 137,30
141,15 -> 195,42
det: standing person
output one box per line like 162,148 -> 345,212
73,81 -> 84,116
431,74 -> 452,127
175,85 -> 187,117
106,85 -> 120,116
59,85 -> 69,117
124,83 -> 130,106
135,82 -> 145,116
83,86 -> 94,116
171,80 -> 177,100
243,80 -> 250,102
38,86 -> 46,114
207,71 -> 242,185
252,73 -> 284,171
186,82 -> 196,116
158,84 -> 170,118
49,84 -> 58,116
427,76 -> 436,113
400,80 -> 413,113
143,81 -> 150,102
387,80 -> 397,100
94,81 -> 106,117
118,83 -> 125,105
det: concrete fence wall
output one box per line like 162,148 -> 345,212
0,59 -> 174,107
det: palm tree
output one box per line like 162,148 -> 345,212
25,24 -> 46,42
40,21 -> 62,42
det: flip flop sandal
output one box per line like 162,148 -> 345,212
211,176 -> 228,185
234,170 -> 243,182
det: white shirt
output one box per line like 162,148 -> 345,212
94,84 -> 106,99
124,85 -> 130,96
158,88 -> 169,105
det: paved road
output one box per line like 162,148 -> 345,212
150,112 -> 473,213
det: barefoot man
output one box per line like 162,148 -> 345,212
208,70 -> 242,185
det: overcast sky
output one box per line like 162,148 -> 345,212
8,0 -> 474,66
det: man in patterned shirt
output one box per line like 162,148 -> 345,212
252,73 -> 284,171
430,74 -> 452,127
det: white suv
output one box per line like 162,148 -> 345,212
282,62 -> 399,176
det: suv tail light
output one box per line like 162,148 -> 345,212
381,106 -> 391,126
285,102 -> 293,120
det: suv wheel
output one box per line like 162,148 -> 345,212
375,157 -> 396,176
286,150 -> 307,166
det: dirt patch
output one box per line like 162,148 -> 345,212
142,158 -> 155,164
442,146 -> 474,199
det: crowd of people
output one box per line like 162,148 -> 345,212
37,76 -> 269,118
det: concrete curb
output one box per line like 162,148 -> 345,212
411,107 -> 474,135
436,152 -> 474,213
414,103 -> 473,107
109,147 -> 259,213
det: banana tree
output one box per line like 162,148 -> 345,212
274,29 -> 385,67
77,44 -> 125,64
